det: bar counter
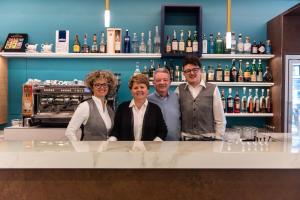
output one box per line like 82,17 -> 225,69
1,136 -> 300,199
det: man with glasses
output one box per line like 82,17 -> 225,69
148,68 -> 181,141
175,56 -> 226,140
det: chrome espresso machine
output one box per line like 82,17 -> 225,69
22,76 -> 120,127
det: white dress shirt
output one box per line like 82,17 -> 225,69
65,96 -> 112,141
175,79 -> 226,137
129,99 -> 148,141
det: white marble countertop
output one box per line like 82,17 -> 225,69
0,134 -> 300,169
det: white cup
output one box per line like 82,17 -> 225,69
41,43 -> 53,53
25,44 -> 38,52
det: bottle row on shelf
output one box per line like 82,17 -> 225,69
221,87 -> 272,114
132,58 -> 273,83
202,59 -> 273,83
202,32 -> 271,55
72,26 -> 161,54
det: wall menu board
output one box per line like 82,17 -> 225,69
3,33 -> 28,52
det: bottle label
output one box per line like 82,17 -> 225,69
216,71 -> 223,81
172,42 -> 178,51
244,72 -> 250,78
166,45 -> 171,53
186,47 -> 193,53
222,100 -> 226,110
251,73 -> 257,82
73,45 -> 80,53
208,73 -> 214,81
115,42 -> 121,51
179,42 -> 185,51
257,72 -> 263,82
228,99 -> 233,108
237,43 -> 244,53
252,47 -> 258,54
202,40 -> 207,53
244,43 -> 251,53
258,46 -> 265,53
193,41 -> 198,52
224,71 -> 230,82
235,102 -> 240,109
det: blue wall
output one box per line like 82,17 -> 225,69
1,0 -> 299,128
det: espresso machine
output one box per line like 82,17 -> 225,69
22,76 -> 120,127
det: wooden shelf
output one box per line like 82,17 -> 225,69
225,113 -> 274,117
149,82 -> 274,87
201,54 -> 275,59
0,52 -> 162,59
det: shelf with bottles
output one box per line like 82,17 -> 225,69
224,113 -> 273,117
149,81 -> 274,87
0,52 -> 162,59
201,54 -> 274,60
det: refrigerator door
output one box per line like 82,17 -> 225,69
285,55 -> 300,134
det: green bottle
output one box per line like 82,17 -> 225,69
215,32 -> 224,54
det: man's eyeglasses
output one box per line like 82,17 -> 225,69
183,68 -> 200,74
94,83 -> 109,89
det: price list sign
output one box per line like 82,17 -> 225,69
3,33 -> 28,52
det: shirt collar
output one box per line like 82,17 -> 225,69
92,95 -> 107,108
154,91 -> 169,99
184,79 -> 206,90
129,99 -> 148,108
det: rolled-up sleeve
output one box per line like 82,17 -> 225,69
213,86 -> 226,137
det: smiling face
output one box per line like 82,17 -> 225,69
130,82 -> 149,102
183,64 -> 201,86
153,71 -> 171,97
92,78 -> 109,98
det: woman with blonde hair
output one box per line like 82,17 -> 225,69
109,74 -> 167,141
66,70 -> 117,141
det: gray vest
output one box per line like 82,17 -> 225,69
179,83 -> 216,134
83,99 -> 114,141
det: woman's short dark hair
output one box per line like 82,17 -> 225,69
128,74 -> 150,89
182,55 -> 202,69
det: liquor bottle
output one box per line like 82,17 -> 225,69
124,29 -> 131,53
237,33 -> 244,54
186,30 -> 193,53
178,30 -> 185,53
202,34 -> 208,54
142,66 -> 148,78
227,88 -> 234,113
201,66 -> 207,82
147,31 -> 153,53
234,89 -> 241,113
139,32 -> 146,53
207,65 -> 215,82
241,87 -> 247,113
166,35 -> 172,53
265,40 -> 272,54
171,30 -> 178,54
132,33 -> 139,53
208,33 -> 214,54
263,66 -> 273,82
258,41 -> 265,54
231,32 -> 236,54
73,34 -> 81,53
174,65 -> 181,82
215,32 -> 223,54
251,59 -> 257,82
237,60 -> 244,82
257,59 -> 263,82
247,89 -> 254,113
244,36 -> 251,54
169,59 -> 174,81
133,62 -> 141,76
115,33 -> 121,53
192,31 -> 198,53
224,33 -> 230,54
251,40 -> 258,54
91,34 -> 98,53
224,65 -> 230,82
266,89 -> 272,113
259,89 -> 266,113
99,32 -> 106,53
254,88 -> 260,113
82,33 -> 90,53
221,89 -> 226,112
244,62 -> 251,82
181,66 -> 186,81
230,59 -> 238,82
215,64 -> 223,82
154,26 -> 161,53
148,60 -> 155,82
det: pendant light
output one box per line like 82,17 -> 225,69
225,0 -> 232,49
104,0 -> 110,27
